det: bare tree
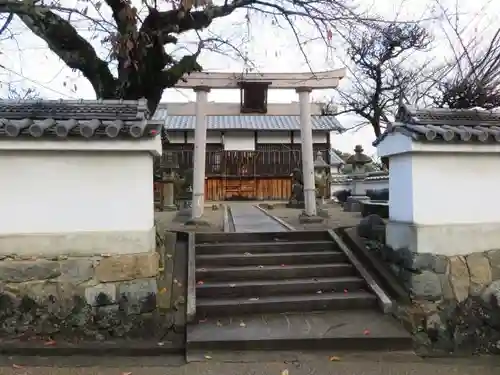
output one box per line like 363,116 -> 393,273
335,23 -> 432,137
0,0 -> 384,114
424,2 -> 500,109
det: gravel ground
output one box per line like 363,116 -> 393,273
155,205 -> 224,233
265,203 -> 362,230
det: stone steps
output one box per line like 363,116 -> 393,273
187,230 -> 412,353
196,276 -> 366,298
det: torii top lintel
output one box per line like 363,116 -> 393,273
174,69 -> 346,90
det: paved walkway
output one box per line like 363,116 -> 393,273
229,203 -> 286,232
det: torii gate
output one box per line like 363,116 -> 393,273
175,69 -> 346,221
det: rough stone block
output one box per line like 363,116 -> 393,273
410,271 -> 442,300
0,260 -> 61,282
118,278 -> 157,313
84,283 -> 117,306
448,256 -> 470,303
465,252 -> 492,295
485,249 -> 500,280
58,258 -> 94,284
95,252 -> 159,282
413,253 -> 448,274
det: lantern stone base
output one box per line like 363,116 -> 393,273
344,195 -> 370,212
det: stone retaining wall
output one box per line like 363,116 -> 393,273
0,251 -> 166,341
358,215 -> 500,356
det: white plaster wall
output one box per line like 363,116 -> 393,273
0,150 -> 155,255
257,131 -> 292,144
412,153 -> 499,225
330,179 -> 389,198
167,133 -> 185,143
223,131 -> 255,150
358,179 -> 389,193
293,132 -> 327,144
387,154 -> 414,222
378,133 -> 500,255
186,130 -> 222,144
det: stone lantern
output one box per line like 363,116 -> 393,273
161,151 -> 179,211
313,151 -> 330,204
344,145 -> 372,212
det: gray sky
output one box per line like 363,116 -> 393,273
0,0 -> 498,156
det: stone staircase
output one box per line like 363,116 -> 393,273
186,231 -> 411,353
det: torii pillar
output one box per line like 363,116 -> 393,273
297,87 -> 321,221
190,86 -> 210,222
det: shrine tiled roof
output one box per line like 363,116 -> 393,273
154,111 -> 343,132
373,105 -> 500,146
0,99 -> 163,139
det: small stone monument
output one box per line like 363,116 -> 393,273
287,168 -> 305,208
175,168 -> 194,220
161,151 -> 178,211
314,151 -> 329,204
344,145 -> 372,212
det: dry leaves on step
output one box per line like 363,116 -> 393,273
329,356 -> 341,361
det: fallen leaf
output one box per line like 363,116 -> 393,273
157,342 -> 165,346
159,287 -> 167,294
343,289 -> 348,294
329,356 -> 341,361
204,355 -> 212,359
166,253 -> 173,259
44,340 -> 56,346
281,370 -> 289,375
249,297 -> 259,301
229,283 -> 236,287
239,321 -> 246,327
363,329 -> 370,336
197,281 -> 204,285
280,264 -> 285,267
12,364 -> 23,369
216,321 -> 222,327
244,252 -> 251,256
158,267 -> 164,272
316,290 -> 323,294
257,265 -> 264,269
173,278 -> 178,284
122,372 -> 132,375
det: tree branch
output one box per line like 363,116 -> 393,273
0,0 -> 117,98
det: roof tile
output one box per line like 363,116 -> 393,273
374,105 -> 500,146
153,110 -> 343,132
0,99 -> 161,140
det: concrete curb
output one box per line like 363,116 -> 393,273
327,230 -> 394,314
186,232 -> 196,323
254,204 -> 296,231
0,341 -> 183,356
